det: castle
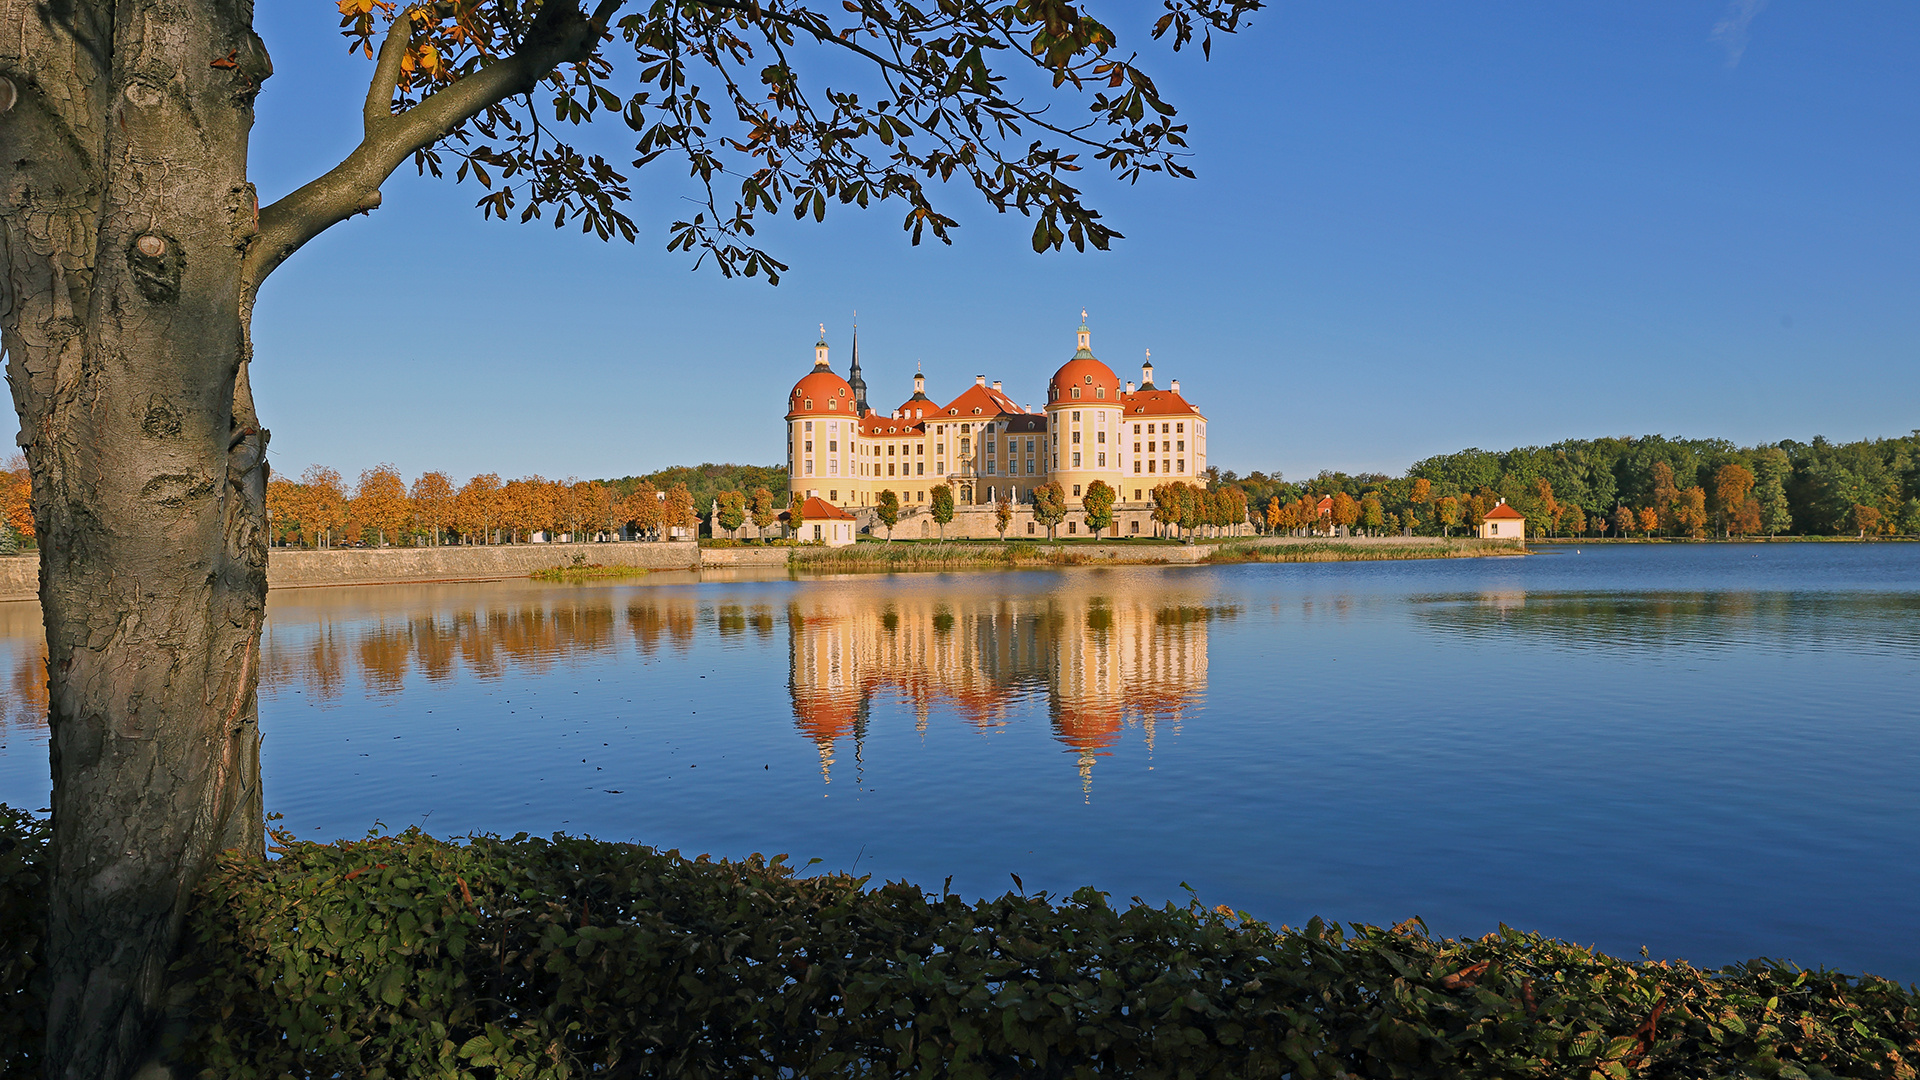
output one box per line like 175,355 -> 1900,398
784,316 -> 1219,538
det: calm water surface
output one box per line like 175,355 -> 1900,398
1,544 -> 1916,981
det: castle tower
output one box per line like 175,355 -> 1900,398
847,323 -> 869,416
1043,312 -> 1125,515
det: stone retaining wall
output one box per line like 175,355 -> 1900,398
696,547 -> 793,566
0,543 -> 700,601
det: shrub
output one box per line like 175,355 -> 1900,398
4,810 -> 1919,1077
0,804 -> 47,1074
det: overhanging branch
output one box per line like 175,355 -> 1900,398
244,0 -> 624,296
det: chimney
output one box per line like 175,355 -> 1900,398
975,374 -> 985,387
1125,381 -> 1135,393
1170,379 -> 1180,393
992,380 -> 1002,392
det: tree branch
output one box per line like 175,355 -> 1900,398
244,0 -> 624,296
364,11 -> 414,136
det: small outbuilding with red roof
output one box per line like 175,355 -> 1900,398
1478,498 -> 1526,540
782,496 -> 858,546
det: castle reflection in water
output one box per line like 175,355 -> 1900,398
0,582 -> 1233,793
788,591 -> 1224,790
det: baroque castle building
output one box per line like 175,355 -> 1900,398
785,317 -> 1209,522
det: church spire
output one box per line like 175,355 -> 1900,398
848,319 -> 869,415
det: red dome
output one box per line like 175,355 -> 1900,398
1047,357 -> 1121,405
788,368 -> 854,418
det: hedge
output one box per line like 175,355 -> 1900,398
2,805 -> 1917,1078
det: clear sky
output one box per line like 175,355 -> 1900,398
247,2 -> 1919,485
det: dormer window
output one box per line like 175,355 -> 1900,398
805,399 -> 813,409
972,407 -> 982,415
1095,386 -> 1105,398
1071,387 -> 1081,399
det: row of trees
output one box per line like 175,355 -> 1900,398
266,466 -> 706,548
1212,431 -> 1920,539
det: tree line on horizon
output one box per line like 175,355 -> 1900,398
7,431 -> 1912,553
261,466 -> 787,548
1218,431 -> 1920,539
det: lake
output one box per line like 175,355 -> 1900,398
2,543 -> 1917,982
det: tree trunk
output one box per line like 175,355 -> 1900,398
1,2 -> 271,1076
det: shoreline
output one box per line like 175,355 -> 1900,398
0,535 -> 1533,601
6,533 -> 1909,600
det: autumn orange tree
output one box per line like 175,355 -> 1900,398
455,473 -> 505,544
411,471 -> 457,544
353,464 -> 411,546
1712,463 -> 1755,539
750,487 -> 779,538
664,483 -> 697,538
1,456 -> 34,544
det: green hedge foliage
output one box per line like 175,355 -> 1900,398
3,809 -> 1918,1078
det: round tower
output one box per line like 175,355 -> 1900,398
1043,313 -> 1125,518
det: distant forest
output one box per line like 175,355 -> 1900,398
600,465 -> 790,518
1219,431 -> 1920,538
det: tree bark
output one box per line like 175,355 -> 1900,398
2,0 -> 272,1076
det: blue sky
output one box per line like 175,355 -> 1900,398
248,2 -> 1919,484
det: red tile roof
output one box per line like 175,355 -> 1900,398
940,382 -> 1026,418
1122,388 -> 1203,418
1047,358 -> 1120,405
785,496 -> 855,521
1484,502 -> 1525,520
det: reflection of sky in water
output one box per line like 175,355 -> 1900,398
1,544 -> 1918,982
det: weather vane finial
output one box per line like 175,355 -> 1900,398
1081,307 -> 1088,322
1145,348 -> 1151,361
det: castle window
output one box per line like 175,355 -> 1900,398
1071,387 -> 1080,399
829,399 -> 836,410
1177,423 -> 1185,433
1072,412 -> 1081,423
1072,453 -> 1081,468
1084,374 -> 1093,384
1134,424 -> 1141,434
1067,521 -> 1077,534
1097,453 -> 1106,468
1177,460 -> 1186,473
1097,431 -> 1106,443
1095,386 -> 1104,398
805,400 -> 812,410
1134,461 -> 1141,473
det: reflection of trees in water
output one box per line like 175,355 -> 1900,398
260,594 -> 711,702
0,643 -> 49,735
1413,590 -> 1920,656
788,591 -> 1232,793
